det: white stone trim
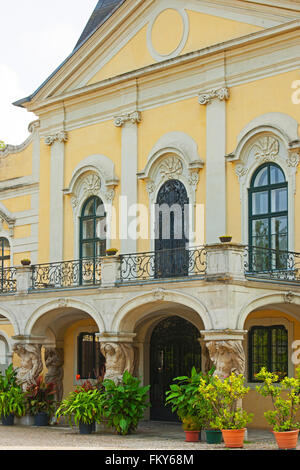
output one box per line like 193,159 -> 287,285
227,114 -> 300,251
138,132 -> 204,249
146,5 -> 189,62
245,316 -> 294,381
64,155 -> 119,259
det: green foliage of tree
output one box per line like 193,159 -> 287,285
197,372 -> 253,430
255,367 -> 300,432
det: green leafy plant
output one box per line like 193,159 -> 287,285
165,367 -> 215,432
0,385 -> 26,418
0,364 -> 19,392
100,370 -> 150,436
25,375 -> 56,417
198,372 -> 253,430
56,384 -> 103,427
255,367 -> 300,432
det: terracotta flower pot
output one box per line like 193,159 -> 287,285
273,429 -> 299,450
184,430 -> 200,442
221,428 -> 246,448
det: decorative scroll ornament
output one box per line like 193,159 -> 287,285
146,180 -> 156,194
188,172 -> 199,188
199,87 -> 230,105
81,174 -> 101,198
284,291 -> 295,304
45,131 -> 68,146
159,156 -> 183,179
253,136 -> 280,163
287,150 -> 300,168
114,111 -> 142,127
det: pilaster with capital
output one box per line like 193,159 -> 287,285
199,87 -> 230,244
114,111 -> 142,254
45,130 -> 68,262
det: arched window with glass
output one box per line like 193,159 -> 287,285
248,163 -> 288,272
0,238 -> 10,270
79,196 -> 107,260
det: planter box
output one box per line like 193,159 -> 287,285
16,415 -> 35,426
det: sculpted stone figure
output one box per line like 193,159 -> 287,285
206,340 -> 245,379
100,342 -> 134,385
13,343 -> 43,391
44,347 -> 64,402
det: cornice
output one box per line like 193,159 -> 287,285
26,18 -> 300,115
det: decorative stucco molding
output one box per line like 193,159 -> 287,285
114,111 -> 142,127
44,131 -> 68,146
198,87 -> 230,105
0,120 -> 40,158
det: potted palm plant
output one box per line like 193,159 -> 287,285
165,367 -> 214,442
100,371 -> 150,436
198,372 -> 253,448
25,375 -> 56,426
256,367 -> 300,450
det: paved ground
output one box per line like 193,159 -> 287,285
0,421 -> 297,451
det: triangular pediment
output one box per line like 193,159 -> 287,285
16,0 -> 300,108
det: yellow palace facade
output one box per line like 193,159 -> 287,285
0,0 -> 300,427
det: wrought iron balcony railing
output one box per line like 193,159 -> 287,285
120,245 -> 207,283
0,267 -> 17,294
244,245 -> 300,283
31,257 -> 102,290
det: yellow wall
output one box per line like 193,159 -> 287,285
0,144 -> 33,182
88,9 -> 262,85
63,319 -> 98,398
244,310 -> 300,429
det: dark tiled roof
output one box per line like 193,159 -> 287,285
74,0 -> 125,50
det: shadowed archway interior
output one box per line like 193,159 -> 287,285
150,315 -> 201,421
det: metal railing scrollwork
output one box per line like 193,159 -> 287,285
31,257 -> 102,290
120,246 -> 206,283
0,267 -> 17,294
244,245 -> 300,282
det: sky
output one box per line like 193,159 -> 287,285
0,0 -> 98,145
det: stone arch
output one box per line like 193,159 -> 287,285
236,291 -> 300,331
24,298 -> 106,341
110,288 -> 213,333
0,306 -> 20,337
0,330 -> 13,369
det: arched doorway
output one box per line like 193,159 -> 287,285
150,316 -> 201,421
155,179 -> 189,278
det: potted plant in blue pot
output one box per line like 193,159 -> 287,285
25,375 -> 57,426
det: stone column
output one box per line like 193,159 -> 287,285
44,347 -> 64,402
12,343 -> 43,391
114,111 -> 141,255
200,329 -> 247,379
45,131 -> 68,262
199,88 -> 229,244
97,333 -> 136,385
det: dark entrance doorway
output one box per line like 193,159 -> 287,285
150,316 -> 202,421
155,179 -> 189,278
